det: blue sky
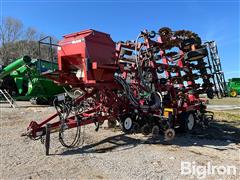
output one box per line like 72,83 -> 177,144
1,0 -> 239,79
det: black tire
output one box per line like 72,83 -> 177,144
30,97 -> 37,105
181,38 -> 201,51
152,125 -> 160,139
181,38 -> 196,48
48,97 -> 55,106
179,112 -> 196,132
34,97 -> 49,105
141,124 -> 151,135
108,119 -> 117,128
120,115 -> 134,133
158,27 -> 172,36
149,31 -> 156,38
184,48 -> 208,61
172,54 -> 181,61
159,78 -> 167,85
206,89 -> 214,99
36,97 -> 43,105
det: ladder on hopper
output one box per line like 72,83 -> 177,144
0,89 -> 17,108
205,41 -> 228,98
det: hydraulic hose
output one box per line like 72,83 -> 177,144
114,75 -> 162,111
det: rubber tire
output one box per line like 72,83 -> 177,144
141,124 -> 151,135
159,27 -> 172,36
149,31 -> 156,38
207,89 -> 214,99
181,38 -> 197,48
179,112 -> 196,133
181,38 -> 201,51
230,89 -> 238,97
120,116 -> 134,133
184,48 -> 208,61
30,97 -> 49,105
152,125 -> 160,139
108,119 -> 117,128
159,78 -> 167,85
48,97 -> 55,106
30,97 -> 37,105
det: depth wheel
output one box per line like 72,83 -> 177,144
141,124 -> 151,136
164,128 -> 175,141
152,125 -> 160,139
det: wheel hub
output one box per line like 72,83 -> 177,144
164,128 -> 175,141
124,117 -> 132,130
187,114 -> 195,130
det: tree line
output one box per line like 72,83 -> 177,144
0,17 -> 57,65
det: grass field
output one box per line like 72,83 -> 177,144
208,97 -> 240,127
208,97 -> 240,105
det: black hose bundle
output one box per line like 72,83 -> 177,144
53,97 -> 84,148
58,116 -> 83,148
114,75 -> 162,111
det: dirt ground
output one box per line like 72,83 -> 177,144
0,100 -> 239,179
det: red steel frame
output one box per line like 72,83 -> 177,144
25,28 -> 212,149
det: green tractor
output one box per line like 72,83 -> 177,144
0,56 -> 66,105
227,78 -> 240,97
